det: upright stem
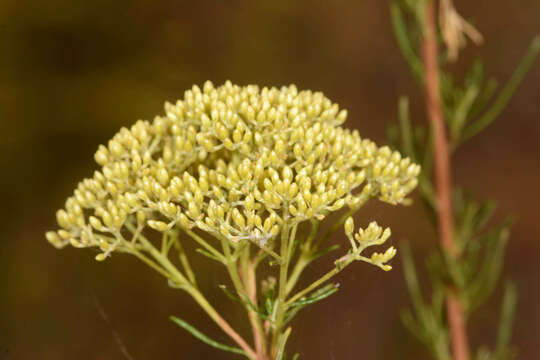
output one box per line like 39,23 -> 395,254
271,217 -> 291,358
422,2 -> 470,360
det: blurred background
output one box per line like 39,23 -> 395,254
1,0 -> 539,359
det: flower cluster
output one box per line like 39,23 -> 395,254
46,81 -> 420,261
344,217 -> 396,271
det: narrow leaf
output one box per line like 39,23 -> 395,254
170,316 -> 247,356
291,284 -> 339,307
196,248 -> 224,263
275,327 -> 292,360
284,284 -> 339,326
398,96 -> 417,161
451,84 -> 479,142
461,35 -> 540,143
468,77 -> 498,121
390,0 -> 424,81
401,242 -> 429,323
467,223 -> 511,312
310,244 -> 340,262
237,292 -> 270,320
219,284 -> 241,304
494,282 -> 517,360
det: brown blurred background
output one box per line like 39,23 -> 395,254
1,1 -> 539,359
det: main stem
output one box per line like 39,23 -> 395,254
241,247 -> 268,360
422,3 -> 470,360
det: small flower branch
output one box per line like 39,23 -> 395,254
287,219 -> 395,306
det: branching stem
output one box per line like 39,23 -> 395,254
125,223 -> 257,359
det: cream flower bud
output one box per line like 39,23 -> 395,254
94,145 -> 109,166
95,253 -> 107,261
147,220 -> 169,231
108,140 -> 124,158
89,216 -> 104,231
232,208 -> 246,229
46,231 -> 63,247
178,213 -> 190,228
56,210 -> 71,229
157,168 -> 170,186
244,194 -> 255,212
188,202 -> 200,219
344,217 -> 354,238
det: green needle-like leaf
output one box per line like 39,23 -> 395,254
466,223 -> 511,312
401,242 -> 428,323
390,0 -> 424,82
398,96 -> 417,161
219,284 -> 241,304
468,78 -> 498,121
291,283 -> 339,307
284,283 -> 339,326
494,282 -> 518,360
460,35 -> 540,144
170,316 -> 247,356
196,248 -> 225,263
309,244 -> 340,262
237,292 -> 270,320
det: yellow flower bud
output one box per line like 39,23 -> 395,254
147,220 -> 169,231
344,217 -> 354,238
95,253 -> 107,261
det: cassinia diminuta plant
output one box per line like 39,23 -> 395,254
46,81 -> 420,359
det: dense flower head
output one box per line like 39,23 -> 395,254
46,81 -> 420,259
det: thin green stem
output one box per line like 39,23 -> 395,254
286,224 -> 298,266
184,228 -> 226,263
128,245 -> 172,279
285,221 -> 318,295
285,257 -> 309,296
313,203 -> 365,251
245,237 -> 283,264
219,235 -> 245,292
137,232 -> 190,286
271,216 -> 291,357
285,256 -> 354,307
173,233 -> 197,286
284,220 -> 320,296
